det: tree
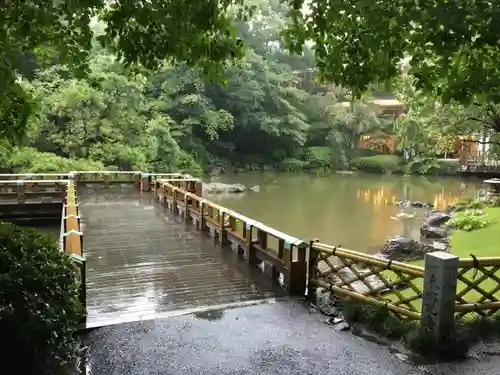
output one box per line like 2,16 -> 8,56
0,222 -> 84,375
1,0 -> 254,141
284,0 -> 500,105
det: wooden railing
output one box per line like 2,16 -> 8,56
155,179 -> 308,295
0,173 -> 71,180
72,171 -> 142,185
61,180 -> 86,309
309,241 -> 424,320
0,179 -> 68,204
6,170 -> 500,336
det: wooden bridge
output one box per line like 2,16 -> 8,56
2,171 -> 500,340
0,172 -> 305,328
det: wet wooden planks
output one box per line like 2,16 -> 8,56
79,186 -> 285,328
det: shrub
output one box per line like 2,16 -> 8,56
7,147 -> 104,173
350,155 -> 403,174
490,197 -> 500,207
0,222 -> 84,375
279,157 -> 305,172
436,159 -> 459,175
302,147 -> 332,169
450,196 -> 486,212
405,156 -> 441,175
447,209 -> 494,231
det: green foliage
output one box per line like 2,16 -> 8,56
284,0 -> 500,106
451,197 -> 486,213
1,0 -> 255,141
279,157 -> 305,172
0,222 -> 84,375
4,0 -> 394,175
6,147 -> 103,173
302,146 -> 332,169
351,155 -> 402,174
436,159 -> 459,175
447,210 -> 494,232
2,0 -> 478,175
403,156 -> 441,175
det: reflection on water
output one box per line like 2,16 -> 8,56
355,186 -> 462,211
211,173 -> 481,254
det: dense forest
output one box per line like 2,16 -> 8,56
1,0 -> 499,176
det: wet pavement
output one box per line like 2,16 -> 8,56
83,297 -> 500,375
79,186 -> 286,328
80,186 -> 500,374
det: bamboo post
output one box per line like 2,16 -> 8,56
307,239 -> 320,304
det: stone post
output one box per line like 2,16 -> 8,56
421,251 -> 459,344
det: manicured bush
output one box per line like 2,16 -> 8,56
279,157 -> 305,172
0,222 -> 84,375
350,154 -> 403,174
302,146 -> 332,169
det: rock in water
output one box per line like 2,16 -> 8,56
420,210 -> 451,239
423,211 -> 451,226
203,182 -> 247,194
395,200 -> 434,209
420,223 -> 448,239
375,236 -> 436,262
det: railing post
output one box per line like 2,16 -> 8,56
218,209 -> 228,244
307,239 -> 320,304
133,172 -> 141,190
195,181 -> 203,197
16,180 -> 25,203
284,241 -> 308,296
421,251 -> 459,345
184,193 -> 189,222
140,173 -> 150,191
199,200 -> 205,230
243,223 -> 256,265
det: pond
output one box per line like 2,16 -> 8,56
210,173 -> 481,254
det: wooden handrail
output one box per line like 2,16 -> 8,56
63,181 -> 83,258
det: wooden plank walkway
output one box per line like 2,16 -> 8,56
79,185 -> 285,328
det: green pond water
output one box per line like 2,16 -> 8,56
210,173 -> 482,254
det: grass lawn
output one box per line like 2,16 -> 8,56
450,206 -> 500,258
382,207 -> 500,315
